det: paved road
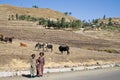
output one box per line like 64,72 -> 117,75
0,67 -> 120,80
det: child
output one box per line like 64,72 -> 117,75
30,54 -> 36,77
36,52 -> 45,77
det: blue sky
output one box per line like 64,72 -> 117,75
0,0 -> 120,21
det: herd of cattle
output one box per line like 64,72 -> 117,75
0,34 -> 70,55
35,42 -> 70,55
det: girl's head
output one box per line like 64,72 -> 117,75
31,54 -> 35,58
39,52 -> 44,57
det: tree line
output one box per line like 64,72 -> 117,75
82,15 -> 120,32
8,14 -> 120,32
8,14 -> 82,29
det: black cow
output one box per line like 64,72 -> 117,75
59,45 -> 70,55
4,37 -> 14,43
45,44 -> 53,52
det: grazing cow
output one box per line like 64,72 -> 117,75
4,37 -> 14,43
45,43 -> 53,52
35,42 -> 53,52
35,42 -> 45,51
20,42 -> 27,47
59,45 -> 70,55
0,35 -> 14,43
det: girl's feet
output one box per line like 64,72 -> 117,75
37,75 -> 43,77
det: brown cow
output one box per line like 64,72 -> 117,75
20,42 -> 27,47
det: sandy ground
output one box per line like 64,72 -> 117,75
0,39 -> 120,71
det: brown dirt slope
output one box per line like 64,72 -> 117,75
0,24 -> 120,71
0,4 -> 76,21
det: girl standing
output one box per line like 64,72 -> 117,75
36,52 -> 45,77
30,54 -> 36,77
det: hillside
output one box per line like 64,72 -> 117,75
0,4 -> 120,71
0,4 -> 76,21
0,21 -> 120,71
99,18 -> 120,25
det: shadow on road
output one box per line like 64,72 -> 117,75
22,74 -> 33,78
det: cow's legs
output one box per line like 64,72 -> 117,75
67,50 -> 70,55
61,51 -> 63,54
51,48 -> 53,52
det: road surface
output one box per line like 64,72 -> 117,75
0,67 -> 120,80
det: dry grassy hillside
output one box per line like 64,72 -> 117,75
0,4 -> 76,21
0,24 -> 120,71
99,18 -> 120,25
0,39 -> 120,71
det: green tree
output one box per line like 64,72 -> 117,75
61,17 -> 66,28
71,20 -> 82,29
93,19 -> 98,24
16,14 -> 19,20
32,5 -> 38,8
30,17 -> 37,22
64,12 -> 72,15
11,15 -> 14,20
19,15 -> 26,20
64,12 -> 68,15
26,15 -> 31,21
103,15 -> 106,19
108,17 -> 112,26
69,12 -> 72,15
38,18 -> 46,25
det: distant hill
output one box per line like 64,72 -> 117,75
99,18 -> 120,25
0,4 -> 76,21
82,17 -> 120,32
0,4 -> 120,31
